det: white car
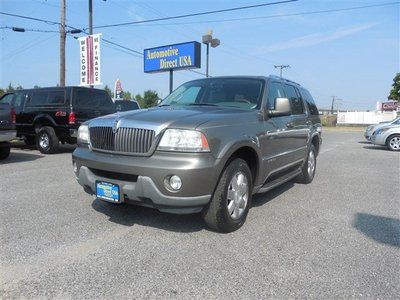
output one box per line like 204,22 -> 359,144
370,124 -> 400,151
364,116 -> 400,140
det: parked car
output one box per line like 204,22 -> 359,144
370,124 -> 400,151
364,116 -> 400,140
0,87 -> 115,154
0,94 -> 16,160
72,76 -> 322,232
114,99 -> 140,112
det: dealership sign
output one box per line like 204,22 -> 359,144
144,41 -> 201,73
78,34 -> 102,86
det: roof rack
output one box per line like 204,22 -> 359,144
268,75 -> 300,86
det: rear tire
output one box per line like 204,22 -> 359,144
202,158 -> 253,233
296,144 -> 316,184
386,134 -> 400,151
36,126 -> 59,154
0,143 -> 11,160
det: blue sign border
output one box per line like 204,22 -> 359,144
144,41 -> 201,73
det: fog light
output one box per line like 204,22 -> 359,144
169,175 -> 182,191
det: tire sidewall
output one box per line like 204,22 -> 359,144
387,135 -> 400,151
220,159 -> 253,230
36,127 -> 58,154
303,144 -> 317,183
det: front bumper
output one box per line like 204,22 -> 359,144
72,147 -> 223,214
370,134 -> 386,146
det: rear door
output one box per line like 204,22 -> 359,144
73,88 -> 115,125
283,84 -> 309,161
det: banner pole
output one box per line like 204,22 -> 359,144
169,70 -> 173,94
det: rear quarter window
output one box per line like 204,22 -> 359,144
300,88 -> 319,115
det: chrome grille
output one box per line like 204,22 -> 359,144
89,127 -> 155,154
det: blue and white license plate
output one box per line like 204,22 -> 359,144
96,181 -> 120,202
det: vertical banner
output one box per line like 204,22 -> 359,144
114,79 -> 122,99
78,34 -> 102,86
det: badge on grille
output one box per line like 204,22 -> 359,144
112,119 -> 119,133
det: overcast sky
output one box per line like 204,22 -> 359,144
0,0 -> 399,110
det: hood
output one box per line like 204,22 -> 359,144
90,106 -> 257,134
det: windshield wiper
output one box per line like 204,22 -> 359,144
189,103 -> 219,107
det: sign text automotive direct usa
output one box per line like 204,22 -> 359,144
144,41 -> 201,73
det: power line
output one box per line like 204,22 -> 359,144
0,25 -> 58,33
106,1 -> 400,27
0,11 -> 59,25
91,0 -> 297,29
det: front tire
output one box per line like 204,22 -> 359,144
202,158 -> 253,233
36,126 -> 59,154
386,135 -> 400,151
296,144 -> 317,184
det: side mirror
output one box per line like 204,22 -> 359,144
268,97 -> 291,117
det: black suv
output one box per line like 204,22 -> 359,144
0,87 -> 115,154
73,76 -> 322,232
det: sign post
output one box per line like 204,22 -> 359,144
78,33 -> 102,86
144,41 -> 201,94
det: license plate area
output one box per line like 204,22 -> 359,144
96,181 -> 120,203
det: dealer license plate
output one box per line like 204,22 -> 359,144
96,181 -> 120,203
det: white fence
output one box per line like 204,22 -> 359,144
337,111 -> 397,125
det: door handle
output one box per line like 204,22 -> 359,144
286,122 -> 294,128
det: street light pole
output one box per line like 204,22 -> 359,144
59,0 -> 66,87
202,30 -> 220,78
206,43 -> 209,78
274,65 -> 290,77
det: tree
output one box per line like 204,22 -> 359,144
104,85 -> 112,98
6,83 -> 14,92
388,73 -> 400,101
123,91 -> 132,100
136,90 -> 159,108
15,85 -> 23,90
33,85 -> 41,89
0,89 -> 5,98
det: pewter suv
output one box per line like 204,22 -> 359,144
72,76 -> 322,232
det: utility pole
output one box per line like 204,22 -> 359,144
331,96 -> 336,114
88,0 -> 93,35
59,0 -> 66,87
274,65 -> 290,77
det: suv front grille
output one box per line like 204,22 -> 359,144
89,126 -> 155,154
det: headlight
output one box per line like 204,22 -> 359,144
77,124 -> 89,144
376,128 -> 389,135
157,129 -> 210,152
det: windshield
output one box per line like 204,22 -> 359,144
160,78 -> 264,110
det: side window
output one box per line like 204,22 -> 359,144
75,89 -> 98,108
266,82 -> 285,109
299,88 -> 319,115
97,92 -> 114,109
284,84 -> 304,115
0,94 -> 14,105
47,90 -> 65,105
30,91 -> 49,106
13,92 -> 26,109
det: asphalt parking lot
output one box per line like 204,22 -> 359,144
1,130 -> 399,298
